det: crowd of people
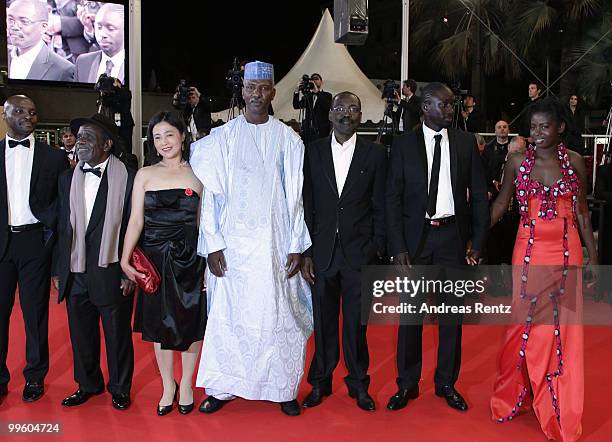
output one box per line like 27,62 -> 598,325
0,59 -> 601,442
7,0 -> 125,84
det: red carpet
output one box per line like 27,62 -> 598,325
2,290 -> 611,441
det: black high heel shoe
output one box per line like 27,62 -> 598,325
178,385 -> 194,415
157,380 -> 178,416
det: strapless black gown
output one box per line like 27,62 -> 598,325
133,189 -> 206,351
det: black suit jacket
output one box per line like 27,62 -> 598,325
293,90 -> 333,138
56,163 -> 135,306
385,127 -> 489,259
395,95 -> 422,133
0,139 -> 69,259
303,135 -> 387,271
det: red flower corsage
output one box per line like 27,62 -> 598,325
185,188 -> 193,197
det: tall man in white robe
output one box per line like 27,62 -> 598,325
190,61 -> 313,416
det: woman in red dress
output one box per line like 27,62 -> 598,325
489,97 -> 598,441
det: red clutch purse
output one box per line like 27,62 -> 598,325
130,246 -> 160,294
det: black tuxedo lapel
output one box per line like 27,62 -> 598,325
415,127 -> 428,186
319,136 -> 339,198
447,129 -> 459,196
0,140 -> 7,215
86,171 -> 109,236
340,137 -> 370,200
29,142 -> 44,196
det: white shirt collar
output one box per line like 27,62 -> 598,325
12,39 -> 44,60
6,133 -> 35,147
101,48 -> 125,70
331,132 -> 357,150
422,122 -> 447,142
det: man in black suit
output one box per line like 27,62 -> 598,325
0,95 -> 69,404
293,73 -> 333,143
75,3 -> 125,84
6,0 -> 75,81
385,82 -> 489,412
394,79 -> 422,133
54,114 -> 135,410
301,92 -> 387,411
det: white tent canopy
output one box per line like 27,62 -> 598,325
212,9 -> 384,123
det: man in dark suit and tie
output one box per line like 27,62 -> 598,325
301,91 -> 387,411
54,114 -> 135,410
0,95 -> 69,404
75,3 -> 125,83
6,0 -> 75,81
293,73 -> 333,143
385,82 -> 489,412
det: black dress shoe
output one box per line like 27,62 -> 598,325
22,382 -> 44,402
0,384 -> 7,404
386,386 -> 419,411
435,385 -> 468,411
111,393 -> 131,410
280,400 -> 300,416
348,390 -> 376,411
178,402 -> 194,415
302,386 -> 331,408
198,396 -> 227,414
157,381 -> 178,416
62,388 -> 103,407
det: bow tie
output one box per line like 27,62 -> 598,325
8,139 -> 30,149
81,166 -> 102,177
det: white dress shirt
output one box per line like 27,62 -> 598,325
83,158 -> 109,226
5,134 -> 38,226
9,40 -> 45,79
331,132 -> 356,195
97,48 -> 125,81
422,123 -> 455,219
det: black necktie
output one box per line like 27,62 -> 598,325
427,134 -> 442,218
81,166 -> 102,177
8,139 -> 30,149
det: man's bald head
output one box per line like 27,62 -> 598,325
2,95 -> 38,139
8,0 -> 48,21
332,91 -> 361,109
494,120 -> 509,141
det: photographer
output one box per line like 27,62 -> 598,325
461,94 -> 482,133
293,73 -> 332,143
95,73 -> 137,169
393,79 -> 421,133
173,82 -> 212,148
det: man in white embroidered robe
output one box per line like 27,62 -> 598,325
191,61 -> 312,416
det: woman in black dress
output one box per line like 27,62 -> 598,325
121,111 -> 206,415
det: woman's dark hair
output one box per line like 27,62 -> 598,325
146,111 -> 187,165
525,96 -> 570,129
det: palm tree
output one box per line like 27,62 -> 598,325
410,0 -> 521,124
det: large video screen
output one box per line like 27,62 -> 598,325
5,0 -> 126,85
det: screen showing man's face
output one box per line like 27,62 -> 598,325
6,1 -> 47,53
95,7 -> 124,57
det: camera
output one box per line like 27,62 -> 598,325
226,57 -> 243,98
381,79 -> 400,101
450,81 -> 468,98
174,79 -> 191,109
95,73 -> 118,94
299,74 -> 315,94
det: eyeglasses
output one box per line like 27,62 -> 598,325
331,105 -> 361,114
7,17 -> 46,27
243,83 -> 274,94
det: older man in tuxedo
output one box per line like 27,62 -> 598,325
385,82 -> 489,412
54,114 -> 135,410
301,91 -> 387,411
6,0 -> 75,81
0,95 -> 69,404
75,3 -> 125,84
